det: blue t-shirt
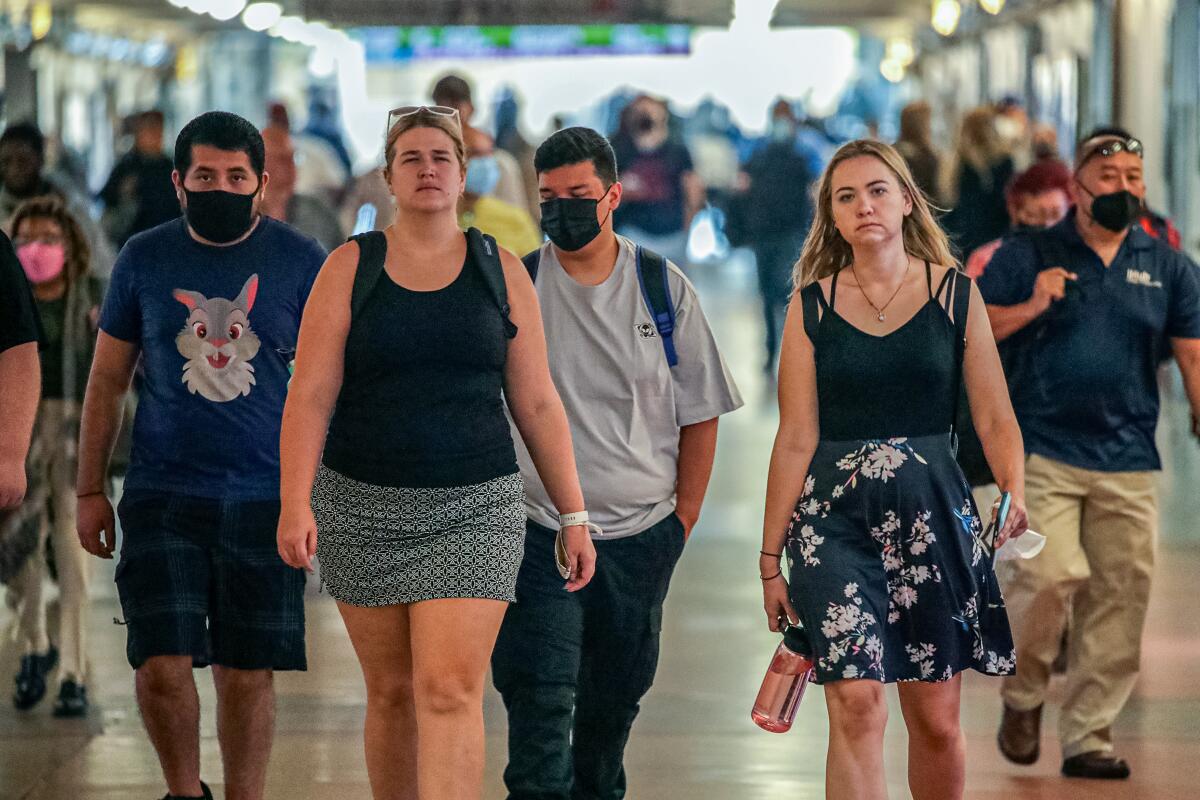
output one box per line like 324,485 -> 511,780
978,212 -> 1200,472
100,217 -> 325,499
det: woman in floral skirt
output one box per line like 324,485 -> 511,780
760,139 -> 1029,800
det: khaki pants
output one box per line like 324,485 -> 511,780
5,400 -> 91,682
998,454 -> 1156,758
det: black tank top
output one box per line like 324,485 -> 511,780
801,263 -> 966,441
323,236 -> 518,487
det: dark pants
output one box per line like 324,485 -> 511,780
751,231 -> 805,368
491,514 -> 687,800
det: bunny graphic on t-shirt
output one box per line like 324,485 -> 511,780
173,275 -> 261,402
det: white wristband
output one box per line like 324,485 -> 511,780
559,511 -> 603,536
559,511 -> 590,528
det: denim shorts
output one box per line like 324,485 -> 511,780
115,489 -> 306,671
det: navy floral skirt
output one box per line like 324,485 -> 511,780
786,434 -> 1015,684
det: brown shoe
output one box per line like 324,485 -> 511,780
1062,752 -> 1131,780
998,704 -> 1042,765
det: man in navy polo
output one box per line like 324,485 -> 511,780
979,131 -> 1200,780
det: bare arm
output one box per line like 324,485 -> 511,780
0,342 -> 41,509
674,417 -> 718,538
1171,338 -> 1200,430
279,245 -> 353,511
985,267 -> 1075,342
75,332 -> 139,558
761,298 -> 819,631
276,244 -> 354,570
963,282 -> 1029,544
76,333 -> 139,495
501,248 -> 595,590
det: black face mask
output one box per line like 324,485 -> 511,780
540,190 -> 612,252
1010,222 -> 1048,234
184,187 -> 259,244
1077,181 -> 1141,232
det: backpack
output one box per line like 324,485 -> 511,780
521,244 -> 679,367
348,227 -> 517,339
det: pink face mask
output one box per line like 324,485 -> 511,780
16,241 -> 66,284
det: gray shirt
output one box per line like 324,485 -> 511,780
514,235 -> 743,539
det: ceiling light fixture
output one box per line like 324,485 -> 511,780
932,0 -> 962,37
242,2 -> 282,31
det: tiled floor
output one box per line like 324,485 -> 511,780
3,255 -> 1198,799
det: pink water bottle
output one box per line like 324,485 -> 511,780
751,627 -> 814,733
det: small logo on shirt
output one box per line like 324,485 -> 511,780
636,323 -> 658,339
1126,269 -> 1163,289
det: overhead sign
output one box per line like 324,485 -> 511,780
352,25 -> 692,62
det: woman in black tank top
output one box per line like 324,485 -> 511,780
277,108 -> 596,800
760,140 -> 1029,800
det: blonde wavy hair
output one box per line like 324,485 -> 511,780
794,139 -> 958,288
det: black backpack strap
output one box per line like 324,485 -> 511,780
634,246 -> 678,368
1027,228 -> 1071,272
948,269 -> 971,456
349,231 -> 388,320
521,249 -> 542,282
466,227 -> 518,339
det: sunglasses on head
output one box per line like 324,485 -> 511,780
1079,136 -> 1143,166
386,105 -> 460,131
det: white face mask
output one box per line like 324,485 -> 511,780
994,116 -> 1024,142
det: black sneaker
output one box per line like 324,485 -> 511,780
13,646 -> 58,711
159,781 -> 213,800
1062,752 -> 1131,780
52,679 -> 89,718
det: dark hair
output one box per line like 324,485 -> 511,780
0,122 -> 46,158
533,127 -> 618,187
137,109 -> 165,130
432,74 -> 472,107
1005,159 -> 1072,206
174,111 -> 265,178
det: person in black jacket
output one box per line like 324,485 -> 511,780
740,101 -> 817,372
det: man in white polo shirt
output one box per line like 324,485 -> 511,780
491,127 -> 742,800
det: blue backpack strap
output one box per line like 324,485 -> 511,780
349,231 -> 388,320
634,246 -> 678,368
466,227 -> 518,339
521,249 -> 542,282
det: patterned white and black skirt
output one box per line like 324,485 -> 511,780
786,434 -> 1015,684
312,466 -> 526,607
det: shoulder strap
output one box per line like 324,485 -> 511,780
924,260 -> 933,298
348,231 -> 388,320
521,248 -> 542,282
949,269 -> 971,455
934,265 -> 956,311
466,227 -> 518,339
800,283 -> 824,344
829,270 -> 840,309
634,246 -> 678,368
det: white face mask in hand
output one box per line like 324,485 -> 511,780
994,530 -> 1047,562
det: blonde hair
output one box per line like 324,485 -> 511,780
383,109 -> 467,181
898,101 -> 933,151
941,106 -> 1006,203
793,139 -> 957,288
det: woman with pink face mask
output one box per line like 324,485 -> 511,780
3,196 -> 99,717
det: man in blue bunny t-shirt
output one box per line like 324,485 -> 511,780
75,111 -> 326,800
